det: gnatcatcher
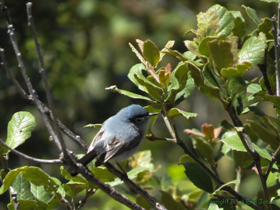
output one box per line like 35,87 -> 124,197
68,104 -> 158,176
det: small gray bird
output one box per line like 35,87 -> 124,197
68,104 -> 158,176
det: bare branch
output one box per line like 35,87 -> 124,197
0,139 -> 63,164
104,162 -> 167,210
26,3 -> 68,157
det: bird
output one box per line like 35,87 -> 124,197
68,104 -> 158,176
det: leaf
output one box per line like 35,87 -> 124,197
166,63 -> 188,103
221,131 -> 272,160
167,108 -> 198,119
12,173 -> 33,200
63,183 -> 86,197
107,166 -> 152,187
83,123 -> 102,129
197,9 -> 219,38
208,39 -> 233,70
238,33 -> 267,66
258,18 -> 273,39
198,36 -> 225,56
181,162 -> 213,193
184,40 -> 200,57
30,184 -> 51,202
129,42 -> 146,64
159,190 -> 186,210
231,11 -> 246,38
209,5 -> 235,37
0,166 -> 27,195
233,150 -> 253,169
143,40 -> 160,67
8,200 -> 37,210
4,112 -> 36,154
213,179 -> 240,194
221,62 -> 253,78
262,95 -> 280,109
242,5 -> 261,25
105,85 -> 153,102
192,137 -> 215,164
128,63 -> 163,101
186,62 -> 221,99
248,120 -> 279,150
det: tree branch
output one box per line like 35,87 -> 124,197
0,139 -> 63,164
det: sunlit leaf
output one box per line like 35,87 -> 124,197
238,33 -> 267,66
105,85 -> 153,102
143,40 -> 160,67
3,112 -> 36,154
242,5 -> 261,24
167,108 -> 198,119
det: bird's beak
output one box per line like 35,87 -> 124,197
148,112 -> 159,117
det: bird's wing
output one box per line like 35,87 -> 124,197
103,133 -> 142,163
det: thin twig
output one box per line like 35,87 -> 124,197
0,139 -> 63,164
26,3 -> 67,156
0,48 -> 31,100
104,162 -> 168,210
68,163 -> 145,210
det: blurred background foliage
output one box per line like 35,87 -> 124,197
0,0 -> 278,209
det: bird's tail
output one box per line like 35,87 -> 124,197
67,150 -> 97,176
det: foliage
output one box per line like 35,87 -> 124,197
1,0 -> 280,210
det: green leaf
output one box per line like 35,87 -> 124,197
8,200 -> 37,210
213,179 -> 240,194
248,120 -> 279,150
184,40 -> 200,57
158,190 -> 186,210
183,51 -> 196,60
208,40 -> 233,70
238,33 -> 267,65
258,18 -> 273,39
221,131 -> 272,160
90,167 -> 115,183
221,62 -> 253,78
21,167 -> 64,199
166,63 -> 188,103
182,162 -> 213,193
192,137 -> 215,164
105,85 -> 153,102
107,166 -> 151,187
167,108 -> 198,119
143,40 -> 160,67
209,5 -> 235,37
233,150 -> 253,168
0,166 -> 27,195
12,173 -> 33,200
198,36 -> 222,56
128,63 -> 163,101
262,95 -> 280,109
197,9 -> 219,38
232,15 -> 246,39
63,183 -> 87,197
30,183 -> 51,202
186,62 -> 221,99
4,112 -> 36,153
242,5 -> 261,25
83,123 -> 102,129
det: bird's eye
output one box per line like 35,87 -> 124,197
135,118 -> 143,123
